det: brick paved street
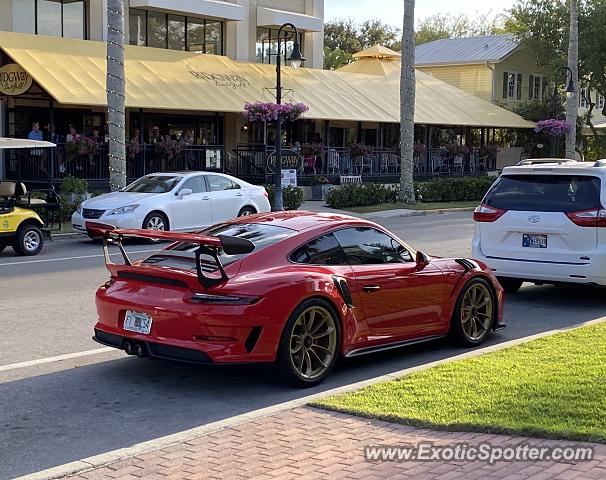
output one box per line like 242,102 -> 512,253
68,407 -> 606,480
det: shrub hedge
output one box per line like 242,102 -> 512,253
325,176 -> 497,209
264,185 -> 304,210
326,183 -> 397,209
415,176 -> 497,202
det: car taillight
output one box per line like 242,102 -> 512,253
565,208 -> 606,227
263,190 -> 269,198
473,204 -> 507,222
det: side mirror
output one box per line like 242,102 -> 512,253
415,250 -> 430,270
177,188 -> 193,198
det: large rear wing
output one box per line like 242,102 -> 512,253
86,222 -> 255,289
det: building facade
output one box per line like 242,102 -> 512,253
0,0 -> 324,68
415,35 -> 547,110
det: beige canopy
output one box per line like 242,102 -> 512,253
0,31 -> 534,128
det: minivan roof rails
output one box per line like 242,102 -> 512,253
517,158 -> 578,166
594,159 -> 606,167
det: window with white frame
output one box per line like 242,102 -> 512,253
579,88 -> 589,108
503,71 -> 522,100
529,74 -> 544,100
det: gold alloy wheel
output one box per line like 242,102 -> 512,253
289,306 -> 337,380
460,283 -> 493,341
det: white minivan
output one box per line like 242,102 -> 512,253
472,159 -> 606,292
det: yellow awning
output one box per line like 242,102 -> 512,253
353,45 -> 401,60
337,57 -> 401,76
0,31 -> 534,128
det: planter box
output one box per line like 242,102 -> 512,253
311,184 -> 334,201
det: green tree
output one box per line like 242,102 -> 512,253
416,12 -> 507,45
323,46 -> 352,70
324,19 -> 363,53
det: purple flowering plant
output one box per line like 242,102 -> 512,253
243,102 -> 309,123
535,119 -> 573,137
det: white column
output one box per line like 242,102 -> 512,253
304,0 -> 324,69
225,0 -> 251,61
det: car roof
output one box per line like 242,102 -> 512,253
229,211 -> 371,232
502,159 -> 606,176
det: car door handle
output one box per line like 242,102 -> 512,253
202,196 -> 211,201
363,285 -> 381,293
236,193 -> 244,197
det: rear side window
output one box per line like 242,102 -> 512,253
207,175 -> 241,191
290,233 -> 348,265
484,175 -> 602,213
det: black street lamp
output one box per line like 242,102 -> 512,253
550,66 -> 575,157
271,23 -> 305,211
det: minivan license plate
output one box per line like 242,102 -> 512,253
124,311 -> 152,335
522,234 -> 547,249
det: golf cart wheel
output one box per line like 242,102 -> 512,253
0,243 -> 6,254
13,224 -> 44,256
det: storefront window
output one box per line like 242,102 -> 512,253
12,0 -> 35,34
128,10 -> 223,54
256,28 -> 303,66
205,21 -> 221,55
13,0 -> 87,39
37,0 -> 62,36
187,19 -> 205,52
129,9 -> 146,46
147,11 -> 167,49
63,0 -> 85,39
168,15 -> 186,51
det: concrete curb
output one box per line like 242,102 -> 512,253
19,316 -> 606,480
362,206 -> 475,220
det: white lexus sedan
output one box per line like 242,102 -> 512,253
72,172 -> 271,235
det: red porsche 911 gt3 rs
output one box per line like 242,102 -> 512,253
90,211 -> 504,387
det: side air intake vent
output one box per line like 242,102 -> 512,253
332,276 -> 354,308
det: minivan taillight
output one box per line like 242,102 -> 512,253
565,208 -> 606,227
473,204 -> 507,222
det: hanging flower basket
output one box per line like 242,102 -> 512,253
65,137 -> 98,156
535,119 -> 573,137
243,102 -> 309,123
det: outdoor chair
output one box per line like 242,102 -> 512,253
386,153 -> 400,173
340,152 -> 352,175
327,149 -> 340,174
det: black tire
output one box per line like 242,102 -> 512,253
237,206 -> 257,217
0,243 -> 6,254
275,298 -> 341,388
497,277 -> 523,294
449,278 -> 496,347
12,224 -> 44,256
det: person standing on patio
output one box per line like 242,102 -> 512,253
27,122 -> 44,168
28,122 -> 43,141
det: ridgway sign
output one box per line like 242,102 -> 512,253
266,149 -> 304,174
0,64 -> 32,96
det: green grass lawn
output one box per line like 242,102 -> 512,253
345,201 -> 478,214
314,322 -> 606,443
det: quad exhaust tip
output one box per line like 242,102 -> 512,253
123,340 -> 148,358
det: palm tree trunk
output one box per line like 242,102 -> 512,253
565,0 -> 578,159
400,0 -> 416,203
107,0 -> 126,191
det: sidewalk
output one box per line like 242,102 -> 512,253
65,406 -> 606,480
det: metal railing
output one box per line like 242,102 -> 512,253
4,143 -> 225,185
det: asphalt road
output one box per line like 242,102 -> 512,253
1,212 -> 604,479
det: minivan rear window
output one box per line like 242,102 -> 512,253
484,175 -> 602,212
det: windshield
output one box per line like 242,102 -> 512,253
143,223 -> 295,271
484,174 -> 602,213
124,175 -> 182,193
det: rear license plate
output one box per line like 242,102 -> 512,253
124,311 -> 152,335
522,234 -> 547,249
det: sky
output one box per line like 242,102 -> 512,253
325,0 -> 516,27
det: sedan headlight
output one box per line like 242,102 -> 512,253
107,204 -> 140,215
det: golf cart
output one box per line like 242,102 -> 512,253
0,138 -> 61,255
